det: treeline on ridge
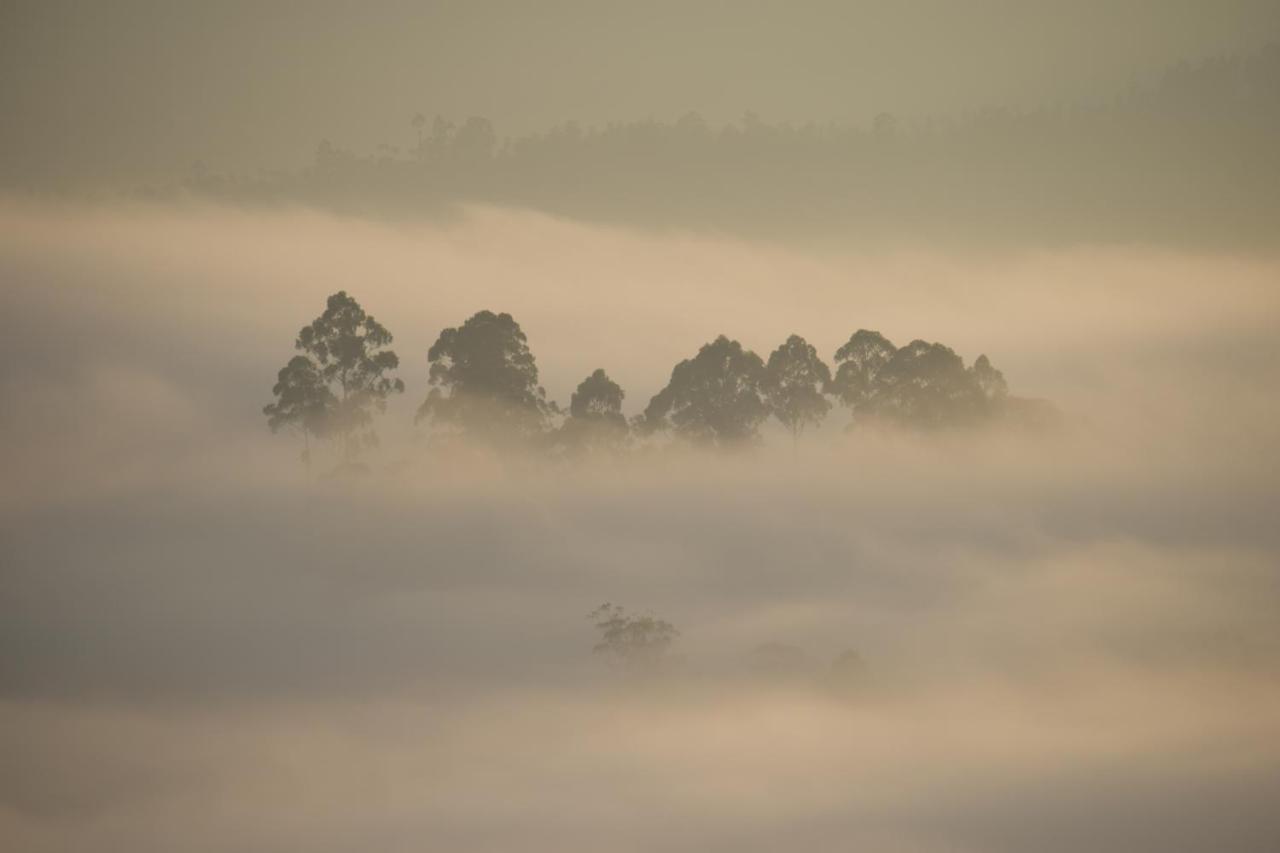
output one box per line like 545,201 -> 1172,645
188,46 -> 1280,246
264,291 -> 1051,469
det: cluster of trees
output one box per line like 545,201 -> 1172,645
265,292 -> 1031,466
196,46 -> 1280,246
589,603 -> 680,674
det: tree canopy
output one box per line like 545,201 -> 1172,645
266,297 -> 1044,465
874,340 -> 984,427
832,330 -> 1012,428
185,46 -> 1280,250
830,329 -> 896,419
263,355 -> 332,441
557,368 -> 629,455
640,335 -> 770,447
763,334 -> 832,447
417,310 -> 552,442
589,603 -> 679,674
265,291 -> 403,464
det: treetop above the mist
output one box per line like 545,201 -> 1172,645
763,333 -> 833,445
833,330 -> 1009,428
639,334 -> 770,448
417,309 -> 552,440
266,297 -> 1045,471
264,354 -> 333,439
300,290 -> 403,387
569,368 -> 626,424
264,291 -> 403,464
831,329 -> 896,410
589,603 -> 679,674
556,368 -> 630,455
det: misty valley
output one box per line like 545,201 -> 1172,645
3,200 -> 1277,853
2,6 -> 1280,852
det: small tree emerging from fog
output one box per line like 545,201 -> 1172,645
589,603 -> 679,672
417,310 -> 552,443
266,291 -> 403,465
639,335 -> 769,447
763,334 -> 832,452
557,368 -> 629,454
971,354 -> 1008,408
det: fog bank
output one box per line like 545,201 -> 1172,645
2,200 -> 1279,851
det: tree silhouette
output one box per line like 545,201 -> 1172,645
873,339 -> 985,427
639,335 -> 769,447
557,368 -> 629,455
588,603 -> 679,673
288,291 -> 404,464
417,310 -> 552,443
763,334 -> 832,452
830,329 -> 896,420
190,43 -> 1280,251
262,354 -> 334,469
971,353 -> 1008,410
832,331 -> 1017,428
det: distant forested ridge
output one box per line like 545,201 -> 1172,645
181,46 -> 1280,247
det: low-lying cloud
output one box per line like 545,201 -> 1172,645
1,198 -> 1279,852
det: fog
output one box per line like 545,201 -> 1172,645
2,198 -> 1279,851
5,3 -> 1278,848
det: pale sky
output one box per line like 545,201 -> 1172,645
2,0 -> 1277,181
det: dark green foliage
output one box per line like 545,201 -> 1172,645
297,291 -> 405,459
874,339 -> 985,427
640,335 -> 770,447
830,329 -> 896,416
557,368 -> 629,454
417,310 -> 552,442
266,291 -> 403,463
262,297 -> 1034,463
832,330 -> 1011,428
263,355 -> 333,438
569,368 -> 625,422
763,334 -> 832,446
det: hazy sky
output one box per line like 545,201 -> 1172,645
2,0 -> 1278,181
